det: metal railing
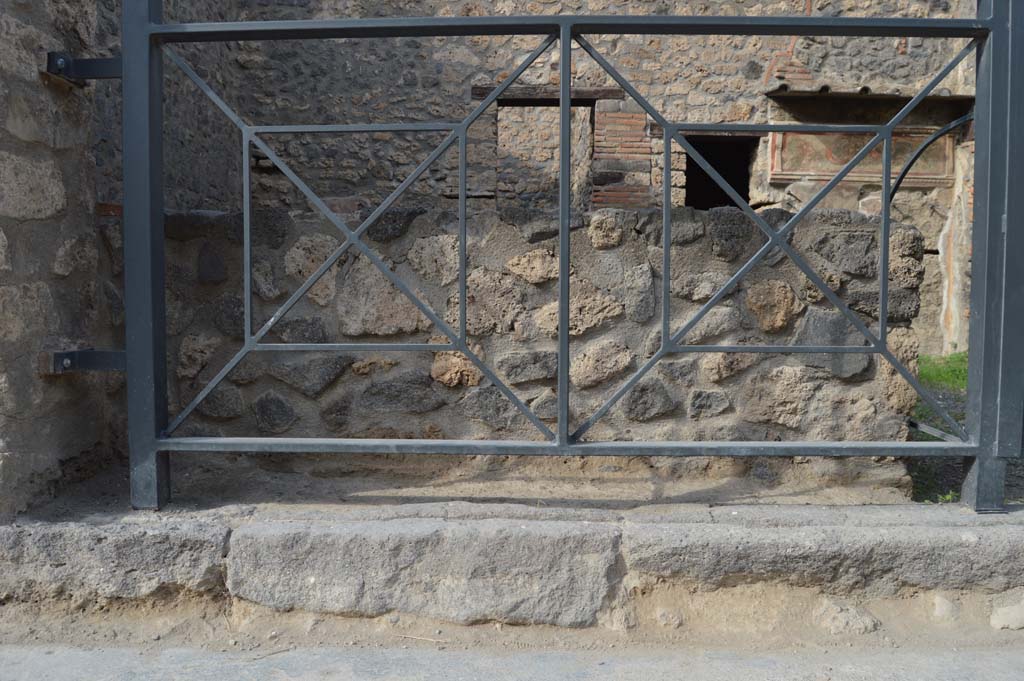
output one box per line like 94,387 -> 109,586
121,2 -> 1023,511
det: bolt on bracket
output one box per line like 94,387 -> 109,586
39,349 -> 126,376
45,52 -> 122,86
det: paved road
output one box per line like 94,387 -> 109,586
3,645 -> 1024,681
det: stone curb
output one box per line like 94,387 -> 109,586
3,509 -> 1024,626
0,521 -> 229,601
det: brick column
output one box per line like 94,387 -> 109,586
591,100 -> 654,209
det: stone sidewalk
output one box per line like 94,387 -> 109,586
4,645 -> 1024,681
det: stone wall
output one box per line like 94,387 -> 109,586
0,0 -> 982,517
200,0 -> 976,354
166,204 -> 924,468
0,0 -> 119,520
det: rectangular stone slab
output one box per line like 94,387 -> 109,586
226,519 -> 620,627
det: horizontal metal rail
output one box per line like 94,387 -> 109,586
158,437 -> 980,458
671,123 -> 886,134
251,123 -> 461,134
151,16 -> 989,42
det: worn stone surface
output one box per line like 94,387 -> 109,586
621,263 -> 655,323
0,283 -> 58,343
7,505 -> 1024,632
274,317 -> 329,344
588,209 -> 635,250
794,308 -> 872,379
251,259 -> 281,301
431,346 -> 484,388
363,207 -> 425,243
267,356 -> 354,398
682,306 -> 743,344
621,522 -> 1024,596
708,208 -> 760,262
460,386 -> 522,430
253,390 -> 299,434
741,366 -> 823,430
570,340 -> 635,389
227,520 -> 619,626
808,224 -> 878,278
362,371 -> 445,414
505,249 -> 559,284
881,328 -> 920,415
815,598 -> 881,636
670,207 -> 707,244
212,294 -> 245,339
177,335 -> 221,379
689,389 -> 731,418
0,151 -> 65,220
529,388 -> 559,420
408,234 -> 459,286
0,229 -> 10,272
744,280 -> 804,333
704,350 -> 761,382
672,270 -> 733,303
284,234 -> 340,307
497,350 -> 559,385
534,277 -> 624,338
52,237 -> 98,278
990,592 -> 1024,631
320,394 -> 352,432
337,256 -> 432,336
457,269 -> 528,336
195,384 -> 245,421
0,522 -> 228,600
621,378 -> 676,422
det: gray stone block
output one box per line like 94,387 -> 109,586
622,523 -> 1024,597
0,522 -> 229,601
252,390 -> 299,434
226,520 -> 619,626
362,371 -> 445,414
496,350 -> 559,385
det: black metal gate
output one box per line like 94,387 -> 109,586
120,3 -> 1023,511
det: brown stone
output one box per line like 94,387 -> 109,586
284,234 -> 340,307
741,366 -> 823,430
700,351 -> 762,383
506,248 -> 560,284
453,268 -> 529,336
881,327 -> 920,415
745,280 -> 805,333
337,256 -> 432,336
570,339 -> 634,389
177,334 -> 220,379
534,277 -> 624,337
587,208 -> 636,249
408,234 -> 459,286
431,341 -> 484,388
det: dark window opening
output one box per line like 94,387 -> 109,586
684,135 -> 759,210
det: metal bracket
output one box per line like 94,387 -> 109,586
39,349 -> 126,376
45,52 -> 122,86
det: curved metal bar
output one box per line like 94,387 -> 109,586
889,112 -> 974,202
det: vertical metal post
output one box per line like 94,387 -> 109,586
459,129 -> 468,342
879,134 -> 892,347
963,0 -> 1015,511
243,130 -> 252,339
999,2 -> 1024,462
123,0 -> 170,509
662,129 -> 672,345
557,23 -> 572,445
